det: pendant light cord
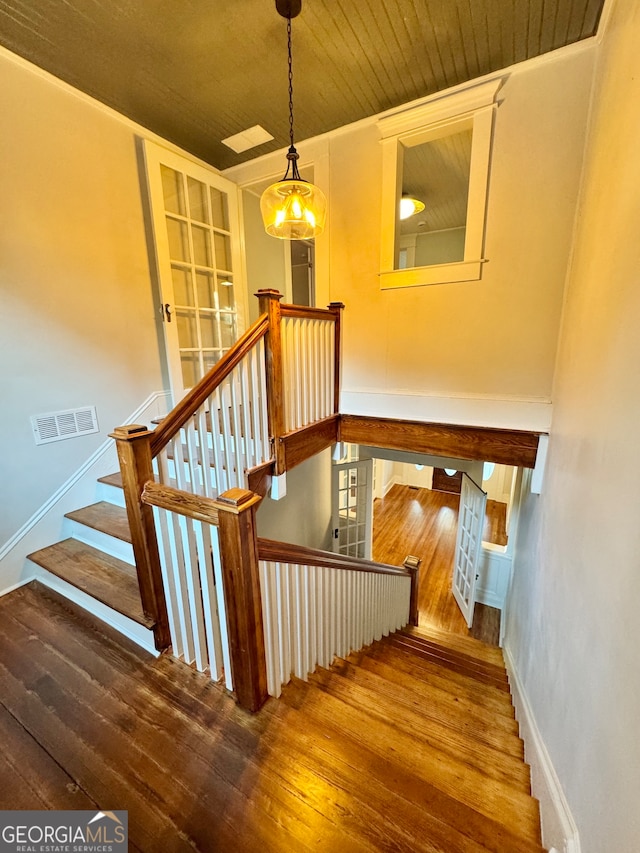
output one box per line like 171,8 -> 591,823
284,12 -> 302,181
287,15 -> 294,150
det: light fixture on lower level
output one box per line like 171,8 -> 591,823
399,194 -> 426,220
260,0 -> 327,240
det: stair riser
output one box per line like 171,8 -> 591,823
62,518 -> 135,565
95,481 -> 126,508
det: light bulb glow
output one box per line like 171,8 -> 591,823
260,178 -> 327,240
399,196 -> 426,220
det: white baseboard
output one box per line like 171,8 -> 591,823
0,390 -> 171,595
504,645 -> 581,853
34,567 -> 159,657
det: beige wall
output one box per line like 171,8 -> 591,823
330,47 -> 594,428
227,45 -> 595,431
505,2 -> 640,850
242,190 -> 287,323
0,51 -> 166,549
256,450 -> 332,550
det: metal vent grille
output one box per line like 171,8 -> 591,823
31,406 -> 99,445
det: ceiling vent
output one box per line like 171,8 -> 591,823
31,406 -> 99,445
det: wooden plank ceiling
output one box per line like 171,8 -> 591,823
0,0 -> 604,170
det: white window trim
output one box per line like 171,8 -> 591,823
377,78 -> 503,290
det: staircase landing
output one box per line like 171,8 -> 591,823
0,582 -> 543,852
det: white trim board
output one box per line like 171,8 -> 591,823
340,390 -> 552,433
0,391 -> 171,595
504,645 -> 581,853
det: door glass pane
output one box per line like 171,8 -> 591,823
166,218 -> 190,262
199,312 -> 219,349
187,177 -> 209,223
160,166 -> 185,215
220,313 -> 237,348
192,225 -> 211,266
196,271 -> 215,308
217,276 -> 234,310
176,309 -> 198,348
180,352 -> 201,387
214,233 -> 232,271
203,352 -> 221,372
210,188 -> 229,230
171,267 -> 193,306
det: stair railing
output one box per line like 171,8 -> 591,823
138,480 -> 418,710
257,538 -> 419,699
112,290 -> 343,702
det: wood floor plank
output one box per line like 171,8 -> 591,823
0,601 -> 355,853
0,583 -> 542,852
0,702 -> 97,810
373,484 -> 503,645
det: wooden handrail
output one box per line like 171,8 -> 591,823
257,537 -> 412,578
141,480 -> 220,526
280,304 -> 341,321
150,314 -> 269,457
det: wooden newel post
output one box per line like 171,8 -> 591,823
110,425 -> 171,651
214,488 -> 268,713
404,556 -> 421,628
328,301 -> 345,416
256,289 -> 286,475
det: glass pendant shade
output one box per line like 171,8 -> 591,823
261,177 -> 327,240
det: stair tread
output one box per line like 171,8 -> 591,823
65,502 -> 131,543
282,675 -> 542,846
27,538 -> 153,628
398,629 -> 509,679
257,682 -> 543,853
385,634 -> 510,690
406,623 -> 506,666
97,472 -> 123,489
366,643 -> 516,717
338,654 -> 523,752
314,663 -> 529,788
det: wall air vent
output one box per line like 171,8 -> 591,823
31,406 -> 99,445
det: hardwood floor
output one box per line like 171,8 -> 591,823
372,484 -> 502,645
0,583 -> 543,852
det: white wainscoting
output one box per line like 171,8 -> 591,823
476,543 -> 512,610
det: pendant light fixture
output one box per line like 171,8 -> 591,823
260,0 -> 327,240
399,194 -> 426,220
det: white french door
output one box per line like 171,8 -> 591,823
142,140 -> 247,400
452,473 -> 487,627
331,459 -> 374,559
